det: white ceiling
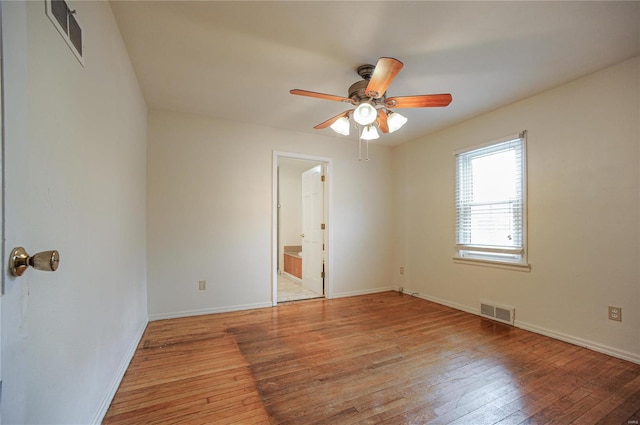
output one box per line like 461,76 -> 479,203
110,1 -> 640,146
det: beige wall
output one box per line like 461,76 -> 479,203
147,110 -> 394,319
392,57 -> 640,362
2,2 -> 148,424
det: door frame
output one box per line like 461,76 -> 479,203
0,1 -> 4,382
272,151 -> 333,306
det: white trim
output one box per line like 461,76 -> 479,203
399,288 -> 640,366
453,257 -> 531,272
454,131 -> 524,155
149,302 -> 273,322
281,271 -> 302,284
399,288 -> 480,316
521,131 -> 529,266
272,151 -> 333,306
516,320 -> 640,365
332,286 -> 396,299
455,244 -> 523,255
91,318 -> 148,424
1,2 -> 4,298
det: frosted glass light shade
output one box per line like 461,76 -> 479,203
353,102 -> 377,126
330,116 -> 350,135
360,125 -> 379,140
387,111 -> 408,133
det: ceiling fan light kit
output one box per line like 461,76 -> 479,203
353,102 -> 378,126
290,57 -> 452,159
330,116 -> 350,136
386,111 -> 408,133
361,125 -> 379,141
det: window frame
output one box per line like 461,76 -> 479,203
453,132 -> 530,271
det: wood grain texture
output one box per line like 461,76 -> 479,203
313,109 -> 353,130
103,292 -> 640,424
365,57 -> 404,99
385,94 -> 453,109
289,89 -> 350,104
284,253 -> 302,279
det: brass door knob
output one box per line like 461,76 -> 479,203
9,247 -> 60,277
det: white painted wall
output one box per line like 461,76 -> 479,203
392,57 -> 640,362
1,2 -> 148,423
147,110 -> 394,318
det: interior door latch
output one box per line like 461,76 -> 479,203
9,247 -> 60,277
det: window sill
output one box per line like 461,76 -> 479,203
453,256 -> 531,272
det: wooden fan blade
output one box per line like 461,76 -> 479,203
377,110 -> 389,133
365,57 -> 404,99
385,94 -> 452,108
290,89 -> 351,103
314,110 -> 353,129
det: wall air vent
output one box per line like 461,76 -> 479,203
45,0 -> 85,66
480,300 -> 515,325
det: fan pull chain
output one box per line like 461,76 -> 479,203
357,132 -> 370,161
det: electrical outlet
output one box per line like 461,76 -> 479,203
608,305 -> 622,322
400,267 -> 404,275
198,280 -> 207,290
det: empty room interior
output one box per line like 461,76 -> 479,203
1,1 -> 640,424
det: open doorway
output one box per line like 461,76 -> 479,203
272,152 -> 332,305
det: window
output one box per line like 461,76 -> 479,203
455,132 -> 528,268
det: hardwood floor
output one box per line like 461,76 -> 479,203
103,292 -> 640,424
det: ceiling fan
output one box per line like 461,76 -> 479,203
290,57 -> 452,143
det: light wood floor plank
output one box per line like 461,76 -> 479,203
103,292 -> 640,424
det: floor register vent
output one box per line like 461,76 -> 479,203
480,300 -> 515,325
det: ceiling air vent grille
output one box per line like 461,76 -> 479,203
480,300 -> 515,325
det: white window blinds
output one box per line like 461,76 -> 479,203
455,132 -> 527,264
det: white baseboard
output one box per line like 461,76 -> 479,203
398,287 -> 640,366
150,287 -> 396,321
331,286 -> 396,299
281,271 -> 302,284
92,318 -> 149,424
516,320 -> 640,365
148,301 -> 273,321
399,287 -> 480,316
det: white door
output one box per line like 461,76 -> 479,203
301,165 -> 324,295
0,1 -> 33,422
2,3 -> 31,419
0,11 -> 4,385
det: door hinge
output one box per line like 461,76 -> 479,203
320,223 -> 325,230
321,271 -> 325,278
321,175 -> 325,182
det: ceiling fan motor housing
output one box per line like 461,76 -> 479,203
356,64 -> 375,79
348,80 -> 370,103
